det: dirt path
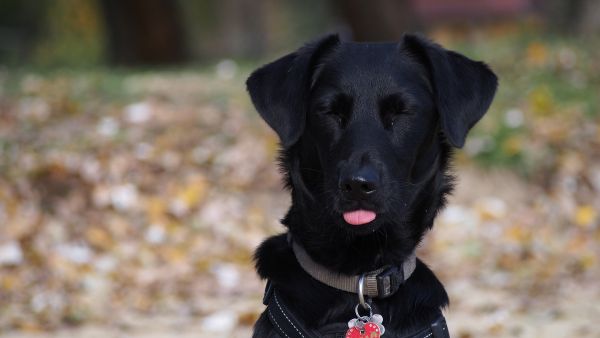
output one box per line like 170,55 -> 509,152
3,166 -> 598,338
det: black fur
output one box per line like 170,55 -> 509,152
247,33 -> 497,337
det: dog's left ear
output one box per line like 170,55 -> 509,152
401,34 -> 498,148
246,34 -> 340,148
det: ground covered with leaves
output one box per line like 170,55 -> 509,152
0,34 -> 599,337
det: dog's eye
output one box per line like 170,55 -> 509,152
315,106 -> 342,124
379,95 -> 410,129
326,110 -> 345,125
315,94 -> 351,126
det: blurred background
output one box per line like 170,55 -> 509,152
0,0 -> 599,337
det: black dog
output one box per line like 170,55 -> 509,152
246,33 -> 497,337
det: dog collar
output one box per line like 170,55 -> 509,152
290,235 -> 417,298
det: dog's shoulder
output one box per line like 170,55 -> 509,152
254,233 -> 302,283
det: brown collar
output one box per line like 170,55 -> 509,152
290,236 -> 417,298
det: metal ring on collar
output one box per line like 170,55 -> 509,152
357,274 -> 368,309
354,302 -> 372,319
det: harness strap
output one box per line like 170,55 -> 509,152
263,281 -> 319,338
264,281 -> 450,338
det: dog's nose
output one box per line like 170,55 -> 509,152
339,169 -> 379,200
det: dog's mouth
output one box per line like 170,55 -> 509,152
342,209 -> 377,226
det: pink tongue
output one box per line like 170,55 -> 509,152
343,210 -> 376,226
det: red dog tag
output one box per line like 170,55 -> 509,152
345,321 -> 381,338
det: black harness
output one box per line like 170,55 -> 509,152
263,281 -> 450,338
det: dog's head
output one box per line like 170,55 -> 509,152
247,34 -> 496,263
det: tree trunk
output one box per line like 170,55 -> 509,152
334,0 -> 418,41
217,0 -> 266,58
99,0 -> 186,66
578,0 -> 600,34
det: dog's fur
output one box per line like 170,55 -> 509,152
246,33 -> 497,337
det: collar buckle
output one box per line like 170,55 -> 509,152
375,265 -> 404,298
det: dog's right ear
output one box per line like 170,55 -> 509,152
246,34 -> 340,148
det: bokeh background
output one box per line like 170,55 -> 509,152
0,1 -> 599,337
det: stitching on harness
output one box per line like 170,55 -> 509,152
269,290 -> 445,338
268,308 -> 291,338
274,293 -> 306,338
